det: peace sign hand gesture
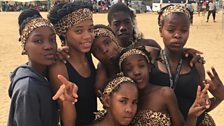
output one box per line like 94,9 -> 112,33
52,75 -> 78,104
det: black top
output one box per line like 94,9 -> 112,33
66,53 -> 97,126
150,64 -> 205,126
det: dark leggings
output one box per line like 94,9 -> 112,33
207,10 -> 216,21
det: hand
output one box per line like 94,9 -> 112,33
56,46 -> 70,63
188,84 -> 210,117
52,75 -> 78,104
206,67 -> 223,91
183,48 -> 204,67
206,67 -> 224,100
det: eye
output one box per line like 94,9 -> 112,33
139,63 -> 146,68
119,99 -> 127,104
89,27 -> 94,33
133,100 -> 138,105
74,29 -> 82,34
34,39 -> 43,44
49,37 -> 56,43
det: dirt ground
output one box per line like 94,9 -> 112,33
0,11 -> 223,125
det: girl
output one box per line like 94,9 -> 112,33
119,47 -> 210,126
8,9 -> 59,126
48,2 -> 97,126
150,4 -> 219,125
90,74 -> 138,126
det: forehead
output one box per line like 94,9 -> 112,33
123,54 -> 148,64
111,11 -> 132,22
164,13 -> 190,25
113,82 -> 137,96
30,26 -> 55,36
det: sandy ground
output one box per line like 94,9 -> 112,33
0,12 -> 224,125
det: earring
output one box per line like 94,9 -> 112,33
21,49 -> 27,55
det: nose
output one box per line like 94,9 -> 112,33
102,47 -> 109,54
43,41 -> 54,50
133,67 -> 141,76
83,30 -> 94,40
119,24 -> 127,33
174,32 -> 181,39
125,104 -> 135,114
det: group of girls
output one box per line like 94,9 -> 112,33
7,1 -> 224,126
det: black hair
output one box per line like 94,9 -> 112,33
158,4 -> 191,27
119,46 -> 151,72
47,1 -> 93,41
107,3 -> 135,25
18,9 -> 42,35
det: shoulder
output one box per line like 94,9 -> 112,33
49,61 -> 68,78
136,39 -> 161,49
159,86 -> 175,98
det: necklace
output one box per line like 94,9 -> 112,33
161,50 -> 183,89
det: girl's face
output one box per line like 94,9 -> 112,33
92,36 -> 120,64
108,82 -> 138,125
25,26 -> 57,66
65,19 -> 94,53
160,13 -> 190,52
109,11 -> 134,47
122,55 -> 150,90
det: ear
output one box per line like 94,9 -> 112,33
159,26 -> 163,37
102,94 -> 111,108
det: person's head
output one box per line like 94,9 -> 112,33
119,47 -> 151,90
91,24 -> 121,64
96,74 -> 138,125
158,4 -> 190,52
107,3 -> 142,47
48,1 -> 94,53
18,9 -> 57,67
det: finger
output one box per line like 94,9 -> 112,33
190,55 -> 200,67
211,67 -> 219,79
57,75 -> 70,86
195,85 -> 202,104
61,46 -> 69,53
72,85 -> 78,98
61,51 -> 70,59
207,71 -> 215,80
64,93 -> 77,103
52,85 -> 66,100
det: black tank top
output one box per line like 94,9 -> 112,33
150,63 -> 205,126
66,53 -> 97,126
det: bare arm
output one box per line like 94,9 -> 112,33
164,88 -> 185,126
95,63 -> 108,98
49,62 -> 76,126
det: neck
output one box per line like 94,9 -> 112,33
164,48 -> 183,62
68,48 -> 87,63
139,82 -> 153,96
27,62 -> 47,77
102,113 -> 120,126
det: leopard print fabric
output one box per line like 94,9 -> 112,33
53,8 -> 92,36
200,113 -> 216,126
131,109 -> 171,126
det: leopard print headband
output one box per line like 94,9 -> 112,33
119,49 -> 150,70
94,27 -> 118,45
54,8 -> 93,36
159,4 -> 190,25
20,18 -> 55,54
103,74 -> 134,95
